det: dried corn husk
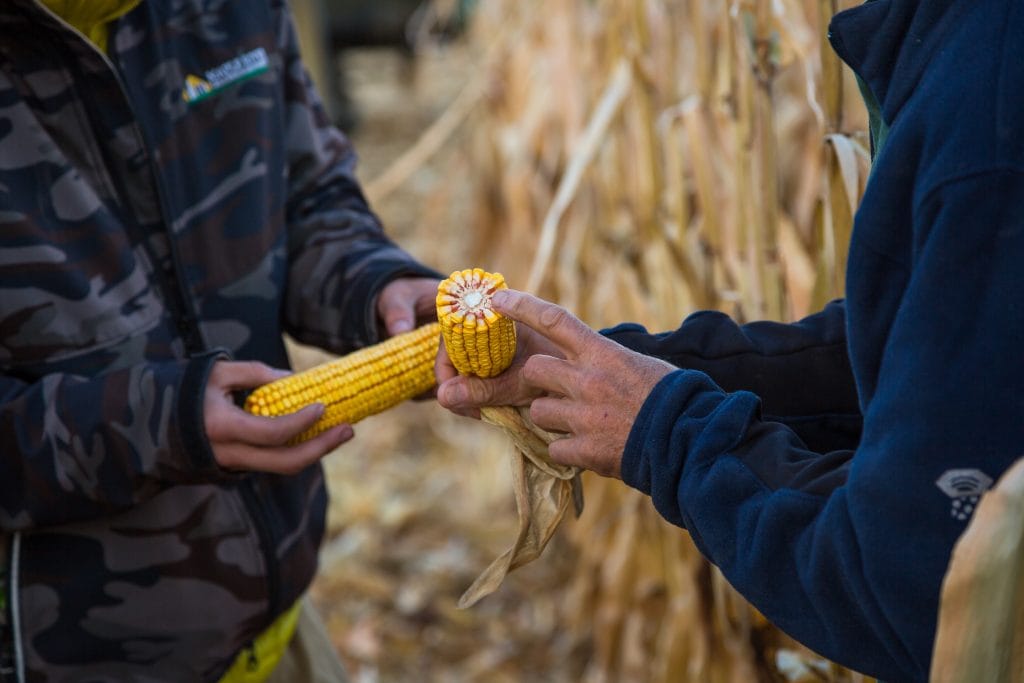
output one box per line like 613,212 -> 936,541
459,405 -> 582,608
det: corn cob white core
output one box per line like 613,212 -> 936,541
437,268 -> 516,378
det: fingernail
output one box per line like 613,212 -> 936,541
443,384 -> 467,406
491,290 -> 509,308
391,319 -> 413,334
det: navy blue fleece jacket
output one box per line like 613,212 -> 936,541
606,1 -> 1024,681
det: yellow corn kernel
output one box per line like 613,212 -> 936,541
436,269 -> 516,378
244,322 -> 441,442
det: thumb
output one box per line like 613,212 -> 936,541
380,301 -> 415,336
436,379 -> 482,419
437,374 -> 518,411
438,376 -> 490,410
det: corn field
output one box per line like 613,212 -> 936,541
294,0 -> 877,681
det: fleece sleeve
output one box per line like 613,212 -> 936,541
274,2 -> 441,354
604,300 -> 861,453
620,171 -> 1024,682
0,351 -> 228,531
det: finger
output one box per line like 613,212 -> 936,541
434,382 -> 482,419
522,354 -> 577,397
212,361 -> 290,391
218,424 -> 354,474
262,423 -> 355,474
528,396 -> 574,434
547,435 -> 585,470
491,290 -> 595,357
212,403 -> 327,447
434,342 -> 460,386
380,300 -> 415,336
414,288 -> 439,321
378,278 -> 443,336
548,436 -> 622,480
438,375 -> 501,410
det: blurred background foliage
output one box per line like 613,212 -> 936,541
289,0 -> 872,680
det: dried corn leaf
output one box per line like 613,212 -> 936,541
458,406 -> 582,608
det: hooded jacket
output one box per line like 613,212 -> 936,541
606,1 -> 1024,680
0,1 -> 437,680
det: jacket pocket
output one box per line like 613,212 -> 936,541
17,484 -> 271,679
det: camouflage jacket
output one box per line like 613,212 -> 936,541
0,1 -> 438,680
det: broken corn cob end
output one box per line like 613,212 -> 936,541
436,268 -> 516,378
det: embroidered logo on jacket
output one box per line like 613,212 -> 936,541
935,468 -> 993,521
182,47 -> 269,104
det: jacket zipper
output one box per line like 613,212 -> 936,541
9,534 -> 23,683
237,480 -> 282,619
108,64 -> 207,354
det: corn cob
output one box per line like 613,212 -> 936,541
436,268 -> 516,378
435,270 -> 583,608
244,322 -> 440,442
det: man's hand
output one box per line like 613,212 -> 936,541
204,361 -> 353,474
435,319 -> 563,418
376,277 -> 441,336
444,290 -> 676,479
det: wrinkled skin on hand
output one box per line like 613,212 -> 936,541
435,314 -> 564,418
437,289 -> 676,479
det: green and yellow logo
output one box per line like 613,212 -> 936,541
182,47 -> 269,104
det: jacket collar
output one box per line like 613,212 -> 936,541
828,0 -> 965,123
